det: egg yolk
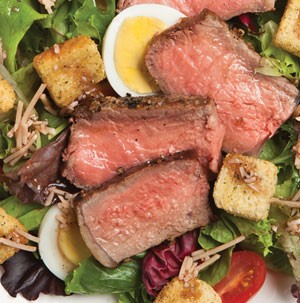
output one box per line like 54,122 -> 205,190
115,16 -> 166,94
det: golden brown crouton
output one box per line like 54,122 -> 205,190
213,154 -> 277,221
154,277 -> 221,303
0,75 -> 16,113
0,207 -> 28,264
273,0 -> 300,57
33,35 -> 105,108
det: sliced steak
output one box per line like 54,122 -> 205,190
145,10 -> 299,155
76,152 -> 212,268
62,95 -> 224,188
117,0 -> 275,20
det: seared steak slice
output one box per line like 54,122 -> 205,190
145,11 -> 299,155
62,95 -> 224,188
76,153 -> 212,268
117,0 -> 275,20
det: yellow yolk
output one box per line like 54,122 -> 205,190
58,213 -> 91,266
115,16 -> 166,94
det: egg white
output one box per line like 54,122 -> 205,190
38,205 -> 74,280
102,4 -> 186,97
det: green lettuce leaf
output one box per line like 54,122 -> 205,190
35,102 -> 69,147
12,63 -> 40,102
198,248 -> 233,286
197,211 -> 276,284
255,20 -> 300,80
118,285 -> 153,303
260,120 -> 300,199
68,0 -> 116,43
233,0 -> 300,80
0,63 -> 32,113
268,205 -> 290,229
280,231 -> 300,281
118,293 -> 137,303
0,121 -> 14,159
223,213 -> 274,256
65,258 -> 142,295
263,246 -> 293,276
0,195 -> 48,231
133,285 -> 154,303
35,0 -> 115,47
1,0 -> 115,74
200,219 -> 237,245
0,0 -> 47,73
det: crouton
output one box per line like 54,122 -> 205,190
273,0 -> 300,57
0,75 -> 16,113
33,35 -> 105,108
154,277 -> 221,303
0,207 -> 28,264
213,154 -> 277,221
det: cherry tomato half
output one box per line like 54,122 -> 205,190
213,251 -> 267,303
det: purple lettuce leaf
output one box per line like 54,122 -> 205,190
1,251 -> 66,301
4,130 -> 69,205
142,229 -> 199,297
292,283 -> 300,303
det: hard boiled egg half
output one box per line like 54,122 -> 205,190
102,4 -> 185,97
38,205 -> 91,280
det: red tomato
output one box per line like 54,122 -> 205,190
213,251 -> 267,303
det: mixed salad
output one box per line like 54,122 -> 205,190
0,0 -> 300,302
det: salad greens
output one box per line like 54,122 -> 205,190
280,231 -> 300,281
197,212 -> 277,285
254,19 -> 300,80
0,0 -> 115,74
65,258 -> 142,295
236,0 -> 300,81
0,0 -> 300,302
1,251 -> 66,300
0,0 -> 47,74
0,195 -> 48,231
260,120 -> 300,199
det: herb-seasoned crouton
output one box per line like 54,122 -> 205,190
33,35 -> 105,108
0,75 -> 16,113
273,0 -> 300,57
213,154 -> 277,221
0,207 -> 28,264
154,277 -> 221,303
